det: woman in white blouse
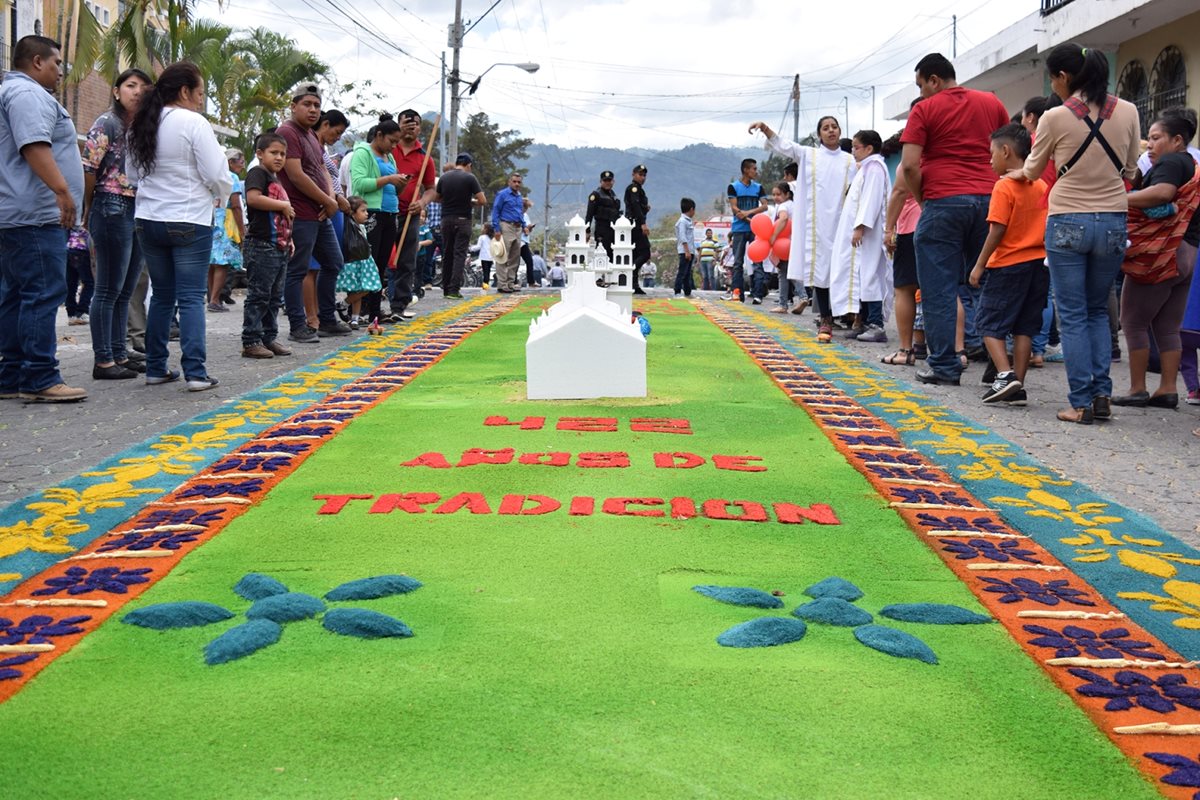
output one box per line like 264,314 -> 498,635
127,62 -> 232,391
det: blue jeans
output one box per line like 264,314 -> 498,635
729,231 -> 750,300
863,300 -> 884,328
136,219 -> 213,381
241,239 -> 288,347
1045,212 -> 1127,408
674,254 -> 695,295
88,193 -> 141,364
286,218 -> 343,332
700,260 -> 715,290
914,194 -> 989,377
1032,284 -> 1055,355
957,283 -> 982,350
0,225 -> 67,392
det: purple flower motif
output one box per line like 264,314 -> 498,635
0,652 -> 40,681
1144,752 -> 1200,797
1024,624 -> 1164,661
893,488 -> 975,507
31,566 -> 152,596
263,425 -> 334,437
177,479 -> 265,499
243,442 -> 310,456
1070,668 -> 1200,713
940,538 -> 1041,564
211,455 -> 292,474
916,513 -> 1008,534
99,531 -> 199,552
979,577 -> 1096,607
136,508 -> 225,529
0,614 -> 91,647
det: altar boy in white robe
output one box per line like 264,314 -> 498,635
749,117 -> 856,343
831,130 -> 892,343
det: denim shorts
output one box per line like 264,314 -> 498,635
976,258 -> 1050,338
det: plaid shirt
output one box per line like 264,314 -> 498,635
425,200 -> 442,229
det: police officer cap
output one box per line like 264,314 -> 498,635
600,170 -> 614,181
633,164 -> 648,174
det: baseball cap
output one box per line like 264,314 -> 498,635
456,152 -> 474,165
600,170 -> 614,181
290,81 -> 321,102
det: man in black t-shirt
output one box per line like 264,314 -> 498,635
435,152 -> 486,298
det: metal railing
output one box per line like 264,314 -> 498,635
1041,0 -> 1077,14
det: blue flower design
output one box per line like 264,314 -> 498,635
1070,668 -> 1200,713
177,479 -> 265,500
1024,624 -> 1164,661
1144,751 -> 1200,798
31,566 -> 152,596
136,508 -> 226,529
940,538 -> 1041,564
979,577 -> 1095,607
916,513 -> 1008,535
99,531 -> 200,552
0,614 -> 91,647
0,652 -> 40,681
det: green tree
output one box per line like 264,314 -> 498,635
457,112 -> 533,196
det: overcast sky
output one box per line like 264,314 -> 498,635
199,0 -> 1034,151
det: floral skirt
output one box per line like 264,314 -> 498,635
336,257 -> 383,293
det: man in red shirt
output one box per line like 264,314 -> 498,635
388,109 -> 438,319
899,53 -> 1010,384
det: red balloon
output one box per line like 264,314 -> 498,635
750,213 -> 774,239
747,238 -> 771,263
772,237 -> 791,259
782,219 -> 792,239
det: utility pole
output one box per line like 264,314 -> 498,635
448,0 -> 464,163
843,95 -> 849,137
952,14 -> 957,58
871,85 -> 876,129
440,51 -> 448,166
542,163 -> 583,257
791,74 -> 800,141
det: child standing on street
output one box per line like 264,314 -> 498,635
65,226 -> 94,325
240,133 -> 295,359
674,198 -> 696,297
336,196 -> 383,328
968,123 -> 1049,404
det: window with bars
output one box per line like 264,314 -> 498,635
1117,60 -> 1152,137
1149,46 -> 1188,121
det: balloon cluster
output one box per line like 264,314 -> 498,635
746,213 -> 791,264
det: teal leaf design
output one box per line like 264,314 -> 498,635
324,575 -> 423,601
792,597 -> 873,627
323,608 -> 414,639
853,625 -> 938,664
245,592 -> 326,624
233,573 -> 290,601
716,617 -> 807,648
879,603 -> 992,625
122,601 -> 234,630
204,619 -> 283,665
803,577 -> 864,602
692,585 -> 784,609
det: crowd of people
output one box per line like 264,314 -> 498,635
2,35 -> 1199,432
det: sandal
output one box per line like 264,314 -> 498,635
817,323 -> 833,344
791,298 -> 810,316
1056,406 -> 1094,425
881,349 -> 914,366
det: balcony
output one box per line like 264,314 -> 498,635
1041,0 -> 1077,14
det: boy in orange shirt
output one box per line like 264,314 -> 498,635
969,123 -> 1049,404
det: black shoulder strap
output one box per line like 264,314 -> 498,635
1057,98 -> 1124,179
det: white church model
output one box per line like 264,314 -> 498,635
525,214 -> 647,400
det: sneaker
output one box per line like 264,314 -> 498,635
1044,346 -> 1064,363
1003,388 -> 1028,406
817,323 -> 833,344
1187,389 -> 1200,406
335,300 -> 351,322
221,296 -> 236,306
981,360 -> 998,385
146,370 -> 181,385
242,344 -> 274,359
348,316 -> 360,330
186,377 -> 220,392
445,292 -> 463,299
20,383 -> 87,403
1112,346 -> 1122,362
288,327 -> 319,344
92,363 -> 138,380
68,315 -> 87,326
168,327 -> 180,341
856,325 -> 888,343
0,388 -> 20,400
317,321 -> 351,337
751,297 -> 762,305
264,340 -> 292,356
982,371 -> 1023,403
206,302 -> 228,313
843,325 -> 866,339
915,367 -> 960,386
400,310 -> 415,319
115,359 -> 146,374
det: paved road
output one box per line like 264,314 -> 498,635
3,286 -> 1196,549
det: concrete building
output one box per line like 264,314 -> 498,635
2,0 -> 44,72
884,0 -> 1197,133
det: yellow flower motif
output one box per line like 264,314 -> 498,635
1121,580 -> 1200,629
0,519 -> 80,559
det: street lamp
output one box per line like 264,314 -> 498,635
448,62 -> 540,163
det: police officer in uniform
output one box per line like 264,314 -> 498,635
624,164 -> 650,294
585,170 -> 621,260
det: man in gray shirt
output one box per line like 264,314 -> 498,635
0,36 -> 86,402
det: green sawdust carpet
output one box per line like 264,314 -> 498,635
0,300 -> 1159,799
